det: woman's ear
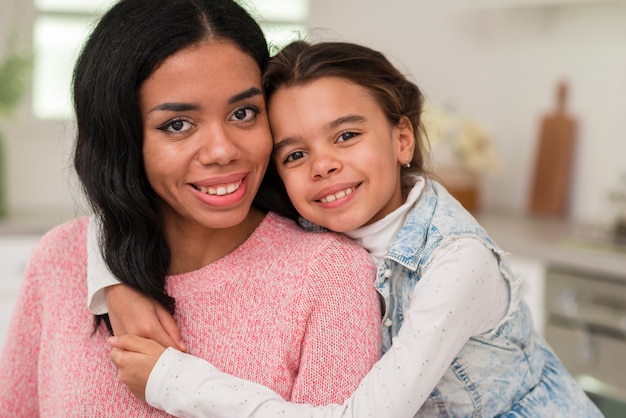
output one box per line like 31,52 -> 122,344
395,116 -> 415,165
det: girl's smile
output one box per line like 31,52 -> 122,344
313,183 -> 360,204
269,76 -> 414,233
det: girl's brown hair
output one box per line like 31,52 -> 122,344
263,40 -> 427,172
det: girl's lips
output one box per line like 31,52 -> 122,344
313,182 -> 361,203
319,187 -> 354,203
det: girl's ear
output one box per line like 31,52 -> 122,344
395,116 -> 415,165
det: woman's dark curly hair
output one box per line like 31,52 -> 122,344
72,0 -> 269,332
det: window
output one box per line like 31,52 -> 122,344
32,0 -> 309,120
239,0 -> 309,54
32,0 -> 116,119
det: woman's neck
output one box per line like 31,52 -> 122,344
164,209 -> 265,275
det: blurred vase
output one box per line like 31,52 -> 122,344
436,165 -> 481,214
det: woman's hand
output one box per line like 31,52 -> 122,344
105,284 -> 186,351
108,335 -> 167,402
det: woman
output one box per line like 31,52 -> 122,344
0,2 -> 381,416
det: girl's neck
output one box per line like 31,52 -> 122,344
345,175 -> 425,266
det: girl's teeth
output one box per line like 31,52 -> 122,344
198,180 -> 242,196
321,187 -> 353,203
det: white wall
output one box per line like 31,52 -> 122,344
306,0 -> 626,223
1,0 -> 625,224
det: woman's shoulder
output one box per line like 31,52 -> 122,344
263,212 -> 366,254
30,216 -> 90,264
263,213 -> 376,283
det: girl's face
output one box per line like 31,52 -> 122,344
269,77 -> 415,233
141,40 -> 272,233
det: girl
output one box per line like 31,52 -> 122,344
0,5 -> 383,416
103,41 -> 601,417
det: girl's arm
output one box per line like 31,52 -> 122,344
110,234 -> 382,410
104,284 -> 185,351
86,217 -> 185,350
133,238 -> 506,418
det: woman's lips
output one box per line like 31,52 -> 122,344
192,179 -> 243,196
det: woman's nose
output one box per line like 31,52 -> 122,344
197,125 -> 240,165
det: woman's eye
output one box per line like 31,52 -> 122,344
231,106 -> 260,122
285,150 -> 306,163
337,131 -> 358,142
158,119 -> 193,133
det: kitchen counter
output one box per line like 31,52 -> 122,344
1,209 -> 624,279
478,212 -> 626,281
0,211 -> 80,236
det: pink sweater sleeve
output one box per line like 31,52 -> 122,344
0,237 -> 44,416
289,234 -> 381,405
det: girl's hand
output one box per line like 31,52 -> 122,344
108,335 -> 166,402
105,284 -> 186,351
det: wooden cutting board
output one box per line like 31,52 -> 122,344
529,82 -> 576,217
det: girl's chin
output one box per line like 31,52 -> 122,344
316,218 -> 365,233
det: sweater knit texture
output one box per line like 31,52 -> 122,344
0,212 -> 381,417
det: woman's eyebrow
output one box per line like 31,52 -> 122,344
228,87 -> 262,104
148,102 -> 200,113
147,87 -> 262,113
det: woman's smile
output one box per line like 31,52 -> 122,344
140,39 -> 272,232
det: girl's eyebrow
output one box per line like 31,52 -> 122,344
273,136 -> 298,154
148,87 -> 263,113
327,114 -> 367,130
273,114 -> 367,154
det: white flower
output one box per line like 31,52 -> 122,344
422,103 -> 500,175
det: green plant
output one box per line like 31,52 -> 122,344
0,49 -> 31,117
0,43 -> 30,218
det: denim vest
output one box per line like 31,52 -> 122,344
375,178 -> 601,417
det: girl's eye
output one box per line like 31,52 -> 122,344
231,106 -> 260,122
285,150 -> 307,163
158,119 -> 193,133
337,131 -> 358,142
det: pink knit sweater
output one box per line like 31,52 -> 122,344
0,213 -> 381,417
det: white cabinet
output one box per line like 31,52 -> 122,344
509,255 -> 547,336
0,235 -> 42,351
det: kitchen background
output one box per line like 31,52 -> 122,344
1,0 -> 625,415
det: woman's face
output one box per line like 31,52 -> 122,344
269,76 -> 414,233
140,40 -> 272,232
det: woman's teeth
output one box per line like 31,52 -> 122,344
320,187 -> 353,203
196,180 -> 242,196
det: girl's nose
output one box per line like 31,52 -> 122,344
311,152 -> 341,179
197,125 -> 240,166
